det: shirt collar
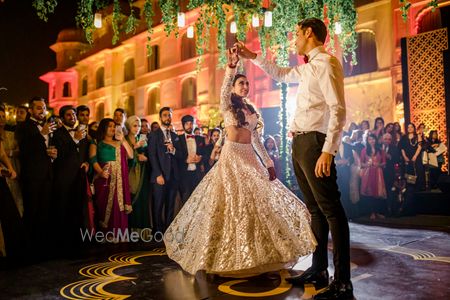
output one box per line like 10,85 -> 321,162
63,124 -> 75,131
306,45 -> 325,62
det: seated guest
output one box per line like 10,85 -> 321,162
89,118 -> 133,240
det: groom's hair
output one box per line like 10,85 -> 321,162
298,18 -> 327,44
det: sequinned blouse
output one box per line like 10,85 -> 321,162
220,67 -> 274,168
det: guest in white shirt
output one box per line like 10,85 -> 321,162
177,115 -> 204,205
236,17 -> 352,300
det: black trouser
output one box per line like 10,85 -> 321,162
292,132 -> 351,282
152,176 -> 178,234
180,170 -> 201,205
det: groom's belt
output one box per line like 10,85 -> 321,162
293,131 -> 313,136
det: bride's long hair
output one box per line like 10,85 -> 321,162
230,74 -> 262,130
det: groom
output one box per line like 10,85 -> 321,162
237,18 -> 352,300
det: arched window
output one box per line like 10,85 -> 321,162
96,102 -> 104,121
181,33 -> 196,61
124,95 -> 135,115
81,76 -> 88,96
96,67 -> 104,89
181,78 -> 197,108
147,88 -> 160,115
63,82 -> 71,97
148,45 -> 160,72
343,31 -> 378,77
124,58 -> 135,82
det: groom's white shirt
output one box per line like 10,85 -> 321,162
251,45 -> 346,155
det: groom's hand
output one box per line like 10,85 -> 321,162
234,41 -> 257,59
315,152 -> 333,178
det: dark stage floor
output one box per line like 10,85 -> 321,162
1,219 -> 449,300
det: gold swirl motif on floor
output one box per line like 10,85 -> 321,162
217,270 -> 293,298
361,244 -> 450,264
60,249 -> 166,300
384,246 -> 450,263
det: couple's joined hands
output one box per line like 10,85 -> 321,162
227,41 -> 257,67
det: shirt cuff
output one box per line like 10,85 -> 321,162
265,159 -> 274,169
322,142 -> 339,156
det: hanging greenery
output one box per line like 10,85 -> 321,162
32,0 -> 441,56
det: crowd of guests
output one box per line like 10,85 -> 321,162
0,97 -> 448,259
0,97 -> 229,259
334,118 -> 447,220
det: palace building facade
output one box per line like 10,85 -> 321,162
39,0 -> 450,134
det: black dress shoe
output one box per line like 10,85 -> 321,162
285,268 -> 329,288
313,280 -> 354,300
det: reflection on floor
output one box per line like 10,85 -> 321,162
1,221 -> 450,300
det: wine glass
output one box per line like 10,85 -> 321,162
164,134 -> 172,154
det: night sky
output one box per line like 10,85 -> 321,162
0,0 -> 78,106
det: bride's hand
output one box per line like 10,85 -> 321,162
268,167 -> 276,181
227,48 -> 239,68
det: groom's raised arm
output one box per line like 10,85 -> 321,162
251,54 -> 303,84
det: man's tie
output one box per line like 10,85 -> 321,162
303,55 -> 309,64
187,134 -> 195,139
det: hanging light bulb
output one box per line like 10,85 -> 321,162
230,21 -> 237,34
177,12 -> 186,28
264,11 -> 272,27
252,14 -> 259,28
334,22 -> 342,34
187,25 -> 194,38
94,13 -> 102,28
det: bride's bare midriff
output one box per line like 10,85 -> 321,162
225,125 -> 252,144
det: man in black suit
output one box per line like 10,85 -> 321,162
148,107 -> 182,233
52,105 -> 89,251
16,97 -> 58,254
178,115 -> 205,205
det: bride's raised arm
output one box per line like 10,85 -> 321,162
220,66 -> 237,113
220,48 -> 240,113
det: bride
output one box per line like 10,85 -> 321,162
164,48 -> 316,277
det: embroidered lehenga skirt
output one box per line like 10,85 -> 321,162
164,140 -> 317,277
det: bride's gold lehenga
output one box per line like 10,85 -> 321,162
164,67 -> 317,277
